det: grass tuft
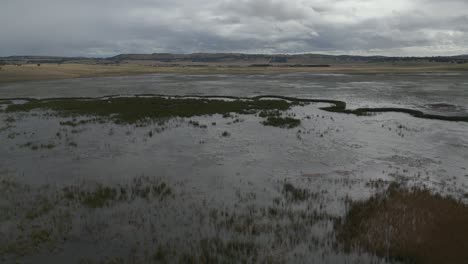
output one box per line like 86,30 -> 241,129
335,184 -> 468,264
263,116 -> 301,128
282,182 -> 310,202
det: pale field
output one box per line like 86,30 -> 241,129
0,62 -> 468,83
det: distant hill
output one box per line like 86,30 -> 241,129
453,55 -> 468,60
108,53 -> 468,65
0,56 -> 87,64
109,53 -> 386,65
1,53 -> 468,66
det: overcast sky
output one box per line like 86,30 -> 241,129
1,0 -> 468,57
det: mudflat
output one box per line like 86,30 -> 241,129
1,62 -> 468,83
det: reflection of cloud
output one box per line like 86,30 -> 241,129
0,0 -> 467,56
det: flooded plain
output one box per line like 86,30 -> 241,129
1,73 -> 468,263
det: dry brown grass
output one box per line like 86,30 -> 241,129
1,63 -> 467,83
335,184 -> 468,264
0,63 -> 159,83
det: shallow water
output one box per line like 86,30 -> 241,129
1,72 -> 468,115
1,74 -> 467,263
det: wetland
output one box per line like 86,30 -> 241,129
1,72 -> 468,263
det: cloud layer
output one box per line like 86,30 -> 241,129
1,0 -> 467,56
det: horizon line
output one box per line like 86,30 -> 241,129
1,52 -> 467,59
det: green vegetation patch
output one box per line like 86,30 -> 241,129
259,109 -> 301,128
60,119 -> 96,127
255,95 -> 468,122
4,116 -> 15,123
335,184 -> 468,264
20,142 -> 55,150
63,178 -> 173,208
6,96 -> 298,125
263,116 -> 301,129
0,176 -> 173,257
282,182 -> 311,202
180,238 -> 258,263
1,177 -> 335,261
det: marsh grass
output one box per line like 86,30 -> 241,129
7,132 -> 19,139
0,177 -> 343,262
175,238 -> 259,263
282,182 -> 312,202
263,116 -> 301,129
59,119 -> 100,127
62,178 -> 173,208
255,95 -> 468,122
258,109 -> 301,128
258,109 -> 281,118
6,97 -> 298,125
0,100 -> 12,105
0,228 -> 54,256
25,198 -> 54,220
335,183 -> 468,264
4,116 -> 15,123
0,176 -> 173,257
209,181 -> 332,260
20,142 -> 55,150
6,95 -> 464,129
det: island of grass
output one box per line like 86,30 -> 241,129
262,116 -> 301,128
5,94 -> 468,125
5,96 -> 302,128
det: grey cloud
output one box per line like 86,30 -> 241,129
218,0 -> 314,21
0,0 -> 467,56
